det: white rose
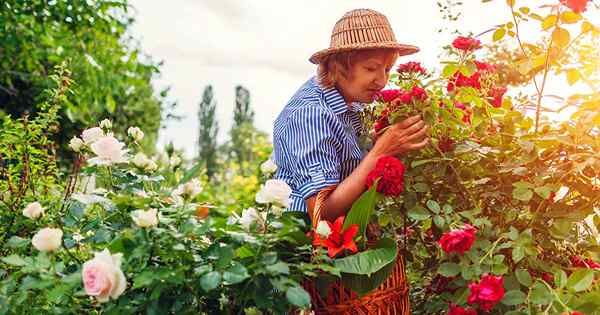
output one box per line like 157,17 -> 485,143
22,202 -> 44,220
99,119 -> 112,129
81,127 -> 104,144
132,152 -> 150,168
127,126 -> 144,142
82,249 -> 127,303
260,159 -> 278,175
255,179 -> 292,208
239,207 -> 266,230
315,221 -> 332,238
169,155 -> 182,167
87,136 -> 128,166
69,137 -> 85,152
32,227 -> 63,252
172,178 -> 202,200
131,208 -> 158,228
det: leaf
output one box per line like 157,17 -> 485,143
266,261 -> 290,275
179,162 -> 203,185
512,246 -> 525,263
334,238 -> 397,276
439,262 -> 461,277
518,6 -> 530,14
513,188 -> 533,201
530,281 -> 554,305
554,269 -> 567,289
552,27 -> 571,47
560,11 -> 582,24
534,186 -> 553,199
343,180 -> 378,238
515,269 -> 532,286
502,290 -> 526,305
1,254 -> 26,266
222,262 -> 249,285
341,259 -> 395,296
286,286 -> 311,308
442,64 -> 458,78
567,269 -> 595,292
200,271 -> 221,292
566,69 -> 581,85
493,28 -> 506,41
7,236 -> 29,249
426,200 -> 441,214
433,215 -> 445,228
408,205 -> 430,221
542,15 -> 558,31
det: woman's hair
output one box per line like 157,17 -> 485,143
316,48 -> 399,89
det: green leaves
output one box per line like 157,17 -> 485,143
1,255 -> 26,266
334,238 -> 397,276
567,269 -> 595,292
439,262 -> 461,277
200,271 -> 222,292
502,290 -> 526,305
552,27 -> 571,47
285,286 -> 311,308
515,269 -> 532,287
408,205 -> 431,221
343,180 -> 379,239
530,281 -> 554,305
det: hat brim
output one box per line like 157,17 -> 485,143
309,42 -> 419,64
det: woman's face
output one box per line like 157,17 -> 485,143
336,50 -> 397,104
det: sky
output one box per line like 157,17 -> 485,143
127,0 -> 597,158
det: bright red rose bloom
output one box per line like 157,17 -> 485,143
400,91 -> 413,104
489,86 -> 507,108
571,311 -> 585,315
448,304 -> 477,315
377,89 -> 402,102
467,274 -> 505,312
452,36 -> 482,51
366,156 -> 406,197
438,224 -> 477,255
397,61 -> 427,75
560,0 -> 589,13
410,86 -> 428,101
474,60 -> 496,72
571,255 -> 600,269
447,71 -> 481,92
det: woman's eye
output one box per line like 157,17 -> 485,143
366,67 -> 376,72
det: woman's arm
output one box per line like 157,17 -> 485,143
306,115 -> 428,222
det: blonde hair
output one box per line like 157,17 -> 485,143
316,49 -> 399,89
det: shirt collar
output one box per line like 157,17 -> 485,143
314,77 -> 364,115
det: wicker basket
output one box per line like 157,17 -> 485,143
304,185 -> 410,315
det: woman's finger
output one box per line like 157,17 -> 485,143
396,120 -> 425,138
395,115 -> 422,129
406,125 -> 428,142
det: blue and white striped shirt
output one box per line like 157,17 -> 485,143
272,77 -> 366,213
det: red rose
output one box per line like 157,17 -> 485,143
410,86 -> 428,101
452,36 -> 482,51
560,0 -> 589,13
541,272 -> 554,284
397,61 -> 427,75
366,155 -> 406,197
377,89 -> 402,102
474,60 -> 496,72
488,86 -> 507,108
570,312 -> 585,315
571,255 -> 600,269
438,224 -> 477,255
467,274 -> 505,312
447,72 -> 481,92
374,117 -> 389,133
400,91 -> 413,104
448,304 -> 477,315
438,137 -> 455,153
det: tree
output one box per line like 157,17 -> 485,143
197,85 -> 219,179
0,0 -> 171,164
229,85 -> 258,166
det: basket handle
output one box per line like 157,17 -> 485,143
308,185 -> 338,229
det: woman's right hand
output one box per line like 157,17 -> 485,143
371,115 -> 429,157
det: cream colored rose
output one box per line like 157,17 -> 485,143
99,119 -> 112,129
255,179 -> 292,208
88,136 -> 128,166
127,126 -> 144,142
22,202 -> 44,220
239,207 -> 266,230
315,221 -> 332,238
131,208 -> 158,228
81,127 -> 104,144
32,227 -> 63,252
82,249 -> 127,303
132,152 -> 150,168
172,178 -> 202,200
69,137 -> 85,152
260,159 -> 278,175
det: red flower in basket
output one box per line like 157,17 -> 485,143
452,36 -> 482,51
312,216 -> 359,258
467,274 -> 505,312
560,0 -> 589,13
438,224 -> 477,255
366,156 -> 406,197
447,304 -> 477,315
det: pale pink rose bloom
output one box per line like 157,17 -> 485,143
32,227 -> 63,252
87,136 -> 128,166
82,249 -> 127,303
81,127 -> 104,144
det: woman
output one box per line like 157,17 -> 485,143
273,8 -> 429,222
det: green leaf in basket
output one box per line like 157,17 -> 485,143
343,179 -> 379,240
334,238 -> 397,276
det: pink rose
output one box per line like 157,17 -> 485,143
82,249 -> 127,303
447,304 -> 477,315
467,274 -> 505,312
438,224 -> 477,255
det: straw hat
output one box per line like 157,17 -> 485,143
309,8 -> 419,64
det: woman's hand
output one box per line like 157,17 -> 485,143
371,115 -> 429,157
